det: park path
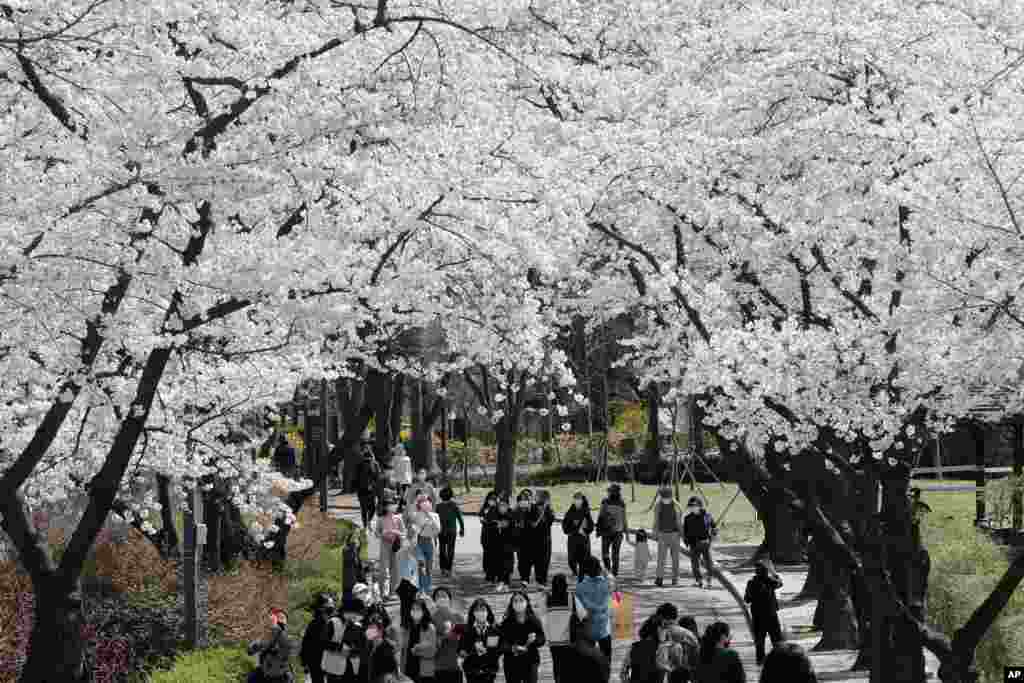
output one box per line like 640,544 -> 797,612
327,491 -> 938,681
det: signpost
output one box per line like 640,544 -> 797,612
183,485 -> 206,648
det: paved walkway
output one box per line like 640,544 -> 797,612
327,491 -> 938,681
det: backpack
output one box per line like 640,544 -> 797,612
598,501 -> 625,535
358,456 -> 381,492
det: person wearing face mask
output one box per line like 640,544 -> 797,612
500,591 -> 546,683
651,487 -> 684,587
682,497 -> 717,590
696,622 -> 744,683
430,588 -> 465,683
247,609 -> 294,683
405,598 -> 438,683
321,610 -> 367,683
458,599 -> 502,683
490,494 -> 516,591
411,494 -> 442,594
480,491 -> 500,585
512,491 -> 535,587
596,483 -> 628,578
406,468 -> 438,513
373,492 -> 406,598
301,594 -> 335,683
391,442 -> 414,507
560,492 -> 594,581
525,490 -> 556,586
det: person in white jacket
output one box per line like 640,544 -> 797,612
410,494 -> 442,594
391,443 -> 413,508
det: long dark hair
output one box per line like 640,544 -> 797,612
482,490 -> 498,512
700,621 -> 731,664
547,574 -> 570,608
466,598 -> 495,628
759,642 -> 818,683
570,492 -> 591,514
410,598 -> 432,632
503,591 -> 536,622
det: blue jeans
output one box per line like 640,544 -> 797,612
417,536 -> 434,593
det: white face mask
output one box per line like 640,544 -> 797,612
518,502 -> 529,510
687,506 -> 698,514
512,600 -> 527,613
410,610 -> 423,621
662,497 -> 673,504
474,610 -> 488,622
435,597 -> 450,608
387,505 -> 397,514
573,499 -> 583,508
417,472 -> 427,481
498,505 -> 508,514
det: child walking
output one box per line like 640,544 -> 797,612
561,492 -> 594,581
435,487 -> 465,578
745,558 -> 784,665
624,529 -> 652,584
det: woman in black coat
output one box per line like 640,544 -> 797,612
300,593 -> 334,683
500,591 -> 546,683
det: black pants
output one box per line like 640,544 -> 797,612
435,670 -> 463,683
358,492 -> 377,528
439,531 -> 457,572
600,533 -> 623,576
517,546 -> 533,582
306,667 -> 325,683
550,645 -> 571,683
752,613 -> 783,663
533,540 -> 552,585
596,635 -> 612,660
503,659 -> 539,683
499,549 -> 515,583
567,535 -> 590,580
483,537 -> 498,582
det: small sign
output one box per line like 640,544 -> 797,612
1006,666 -> 1024,681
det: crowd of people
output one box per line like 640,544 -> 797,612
248,440 -> 813,683
248,562 -> 814,683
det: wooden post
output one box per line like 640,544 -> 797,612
1013,422 -> 1023,531
975,426 -> 987,526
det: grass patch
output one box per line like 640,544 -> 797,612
918,487 -> 1024,683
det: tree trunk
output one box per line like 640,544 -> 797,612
799,536 -> 824,599
410,380 -> 438,473
763,485 -> 807,564
813,536 -> 860,650
495,419 -> 518,496
202,491 -> 223,573
155,473 -> 180,558
19,576 -> 87,683
644,383 -> 661,478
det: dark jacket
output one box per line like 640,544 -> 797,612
500,613 -> 547,666
248,624 -> 293,679
436,500 -> 465,535
573,638 -> 611,683
458,623 -> 503,678
682,511 -> 715,545
511,506 -> 534,547
623,637 -> 662,683
299,614 -> 329,670
597,497 -> 627,537
527,505 -> 556,546
486,508 -> 515,550
481,503 -> 499,546
697,648 -> 745,683
362,637 -> 399,683
561,505 -> 594,537
745,573 -> 783,616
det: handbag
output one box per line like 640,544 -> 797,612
321,617 -> 349,676
569,594 -> 591,643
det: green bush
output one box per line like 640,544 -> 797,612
929,571 -> 1024,683
146,646 -> 251,683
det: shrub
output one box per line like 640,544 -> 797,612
147,646 -> 252,683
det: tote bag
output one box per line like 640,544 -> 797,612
321,617 -> 349,676
611,591 -> 634,641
